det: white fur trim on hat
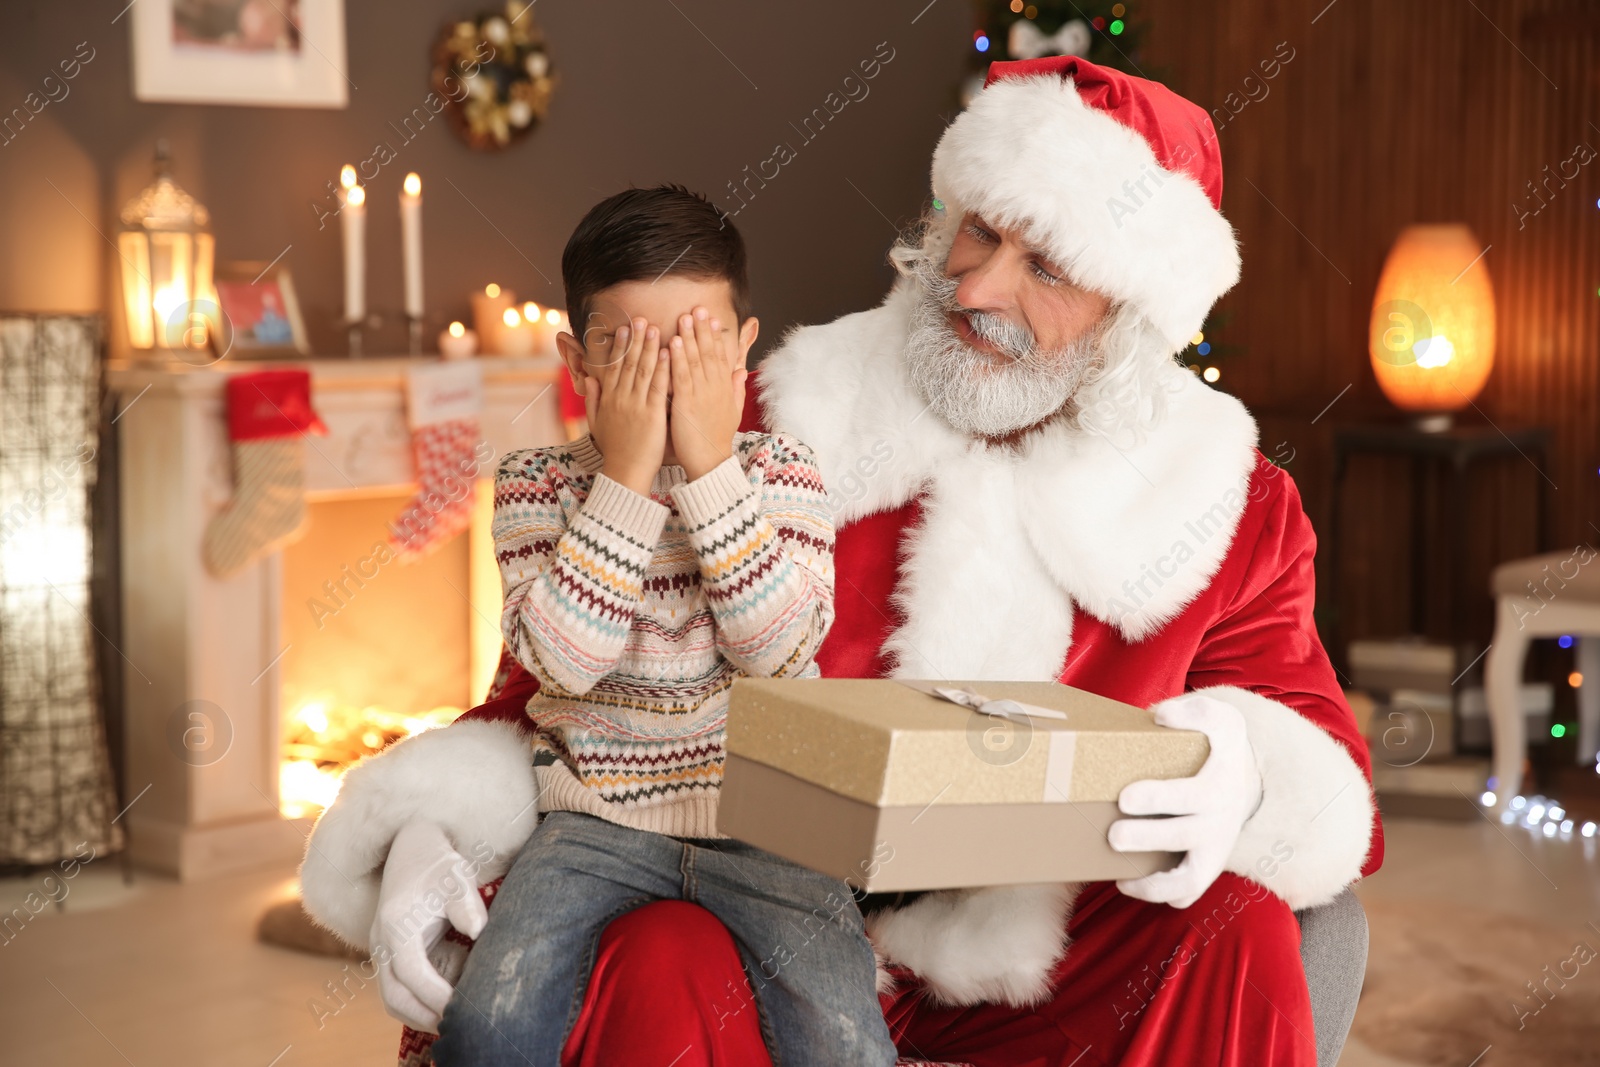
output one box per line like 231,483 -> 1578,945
298,719 -> 538,948
931,73 -> 1241,350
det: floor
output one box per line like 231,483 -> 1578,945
0,859 -> 398,1067
1340,809 -> 1600,1067
3,813 -> 1596,1067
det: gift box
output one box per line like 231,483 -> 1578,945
717,678 -> 1210,892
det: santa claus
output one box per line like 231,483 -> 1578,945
302,56 -> 1381,1067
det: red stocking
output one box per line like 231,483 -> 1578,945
388,362 -> 488,561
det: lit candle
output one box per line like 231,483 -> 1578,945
438,320 -> 478,359
522,301 -> 550,354
340,165 -> 366,325
400,172 -> 424,320
498,305 -> 535,356
545,306 -> 568,356
471,282 -> 514,353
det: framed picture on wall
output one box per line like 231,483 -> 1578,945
130,0 -> 349,108
212,260 -> 312,359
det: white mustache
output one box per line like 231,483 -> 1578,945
921,270 -> 1040,362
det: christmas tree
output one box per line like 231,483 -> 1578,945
966,1 -> 1145,78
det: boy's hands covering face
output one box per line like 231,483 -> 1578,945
669,307 -> 747,481
584,316 -> 668,496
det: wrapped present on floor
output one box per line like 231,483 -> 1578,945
717,678 -> 1210,892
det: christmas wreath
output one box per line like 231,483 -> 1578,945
432,4 -> 556,151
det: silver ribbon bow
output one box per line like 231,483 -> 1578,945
901,681 -> 1069,724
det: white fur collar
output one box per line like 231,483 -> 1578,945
759,286 -> 1260,649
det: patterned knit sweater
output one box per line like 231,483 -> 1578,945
493,431 -> 836,839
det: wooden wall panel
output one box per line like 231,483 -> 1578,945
1141,0 -> 1599,661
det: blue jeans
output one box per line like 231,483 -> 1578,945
432,811 -> 896,1067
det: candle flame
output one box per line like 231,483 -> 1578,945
152,284 -> 186,319
340,164 -> 357,189
403,172 -> 422,196
346,184 -> 366,207
545,308 -> 562,326
448,321 -> 466,338
485,283 -> 501,298
502,307 -> 522,327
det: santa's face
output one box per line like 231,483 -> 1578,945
904,212 -> 1113,438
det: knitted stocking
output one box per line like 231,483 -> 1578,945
203,369 -> 328,578
389,362 -> 488,561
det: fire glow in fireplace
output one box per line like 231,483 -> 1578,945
275,491 -> 485,819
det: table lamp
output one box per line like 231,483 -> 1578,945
1368,224 -> 1496,431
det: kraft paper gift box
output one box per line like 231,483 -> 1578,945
716,678 -> 1210,892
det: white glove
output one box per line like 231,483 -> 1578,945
1108,692 -> 1263,909
369,820 -> 490,1033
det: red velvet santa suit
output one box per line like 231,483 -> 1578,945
303,56 -> 1382,1067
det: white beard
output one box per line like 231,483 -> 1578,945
903,256 -> 1101,438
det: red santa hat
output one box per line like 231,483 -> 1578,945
930,56 -> 1241,351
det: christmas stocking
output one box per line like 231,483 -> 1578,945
389,361 -> 487,561
203,369 -> 328,578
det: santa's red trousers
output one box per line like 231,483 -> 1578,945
559,873 -> 1315,1067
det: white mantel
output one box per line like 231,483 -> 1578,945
106,355 -> 564,879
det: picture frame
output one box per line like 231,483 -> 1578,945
130,0 -> 349,108
212,260 -> 312,359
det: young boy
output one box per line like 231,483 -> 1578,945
432,187 -> 896,1067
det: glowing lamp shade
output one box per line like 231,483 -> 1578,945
1368,224 -> 1496,413
117,143 -> 216,354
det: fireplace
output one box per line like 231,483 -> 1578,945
106,356 -> 561,879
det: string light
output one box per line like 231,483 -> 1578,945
1553,723 -> 1567,738
1110,18 -> 1126,34
1571,671 -> 1585,688
1497,793 -> 1598,846
1203,366 -> 1221,383
1197,341 -> 1212,356
1112,2 -> 1126,14
485,283 -> 501,298
975,32 -> 991,52
1559,635 -> 1574,648
1010,0 -> 1023,10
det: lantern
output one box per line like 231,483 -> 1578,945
118,142 -> 216,354
1368,224 -> 1496,425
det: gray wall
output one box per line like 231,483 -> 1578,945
0,0 -> 972,357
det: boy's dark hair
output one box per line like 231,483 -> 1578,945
562,185 -> 751,341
